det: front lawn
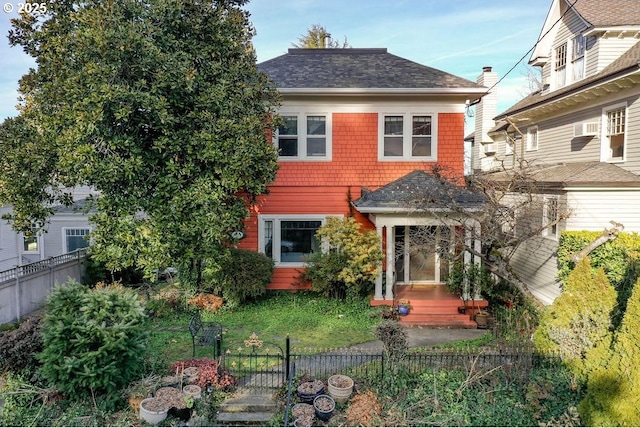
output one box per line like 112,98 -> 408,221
148,290 -> 382,365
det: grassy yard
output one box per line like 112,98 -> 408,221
148,290 -> 383,366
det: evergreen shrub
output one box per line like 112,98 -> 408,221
211,248 -> 273,306
38,280 -> 148,404
579,276 -> 640,426
533,258 -> 616,381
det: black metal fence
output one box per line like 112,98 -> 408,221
218,333 -> 557,394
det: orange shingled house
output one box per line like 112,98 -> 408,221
238,48 -> 488,309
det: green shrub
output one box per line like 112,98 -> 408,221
212,248 -> 273,306
533,258 -> 616,381
299,216 -> 382,299
0,313 -> 43,372
83,253 -> 145,286
38,280 -> 148,405
579,276 -> 640,426
559,231 -> 640,329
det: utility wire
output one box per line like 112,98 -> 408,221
483,0 -> 581,95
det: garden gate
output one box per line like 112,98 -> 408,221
219,333 -> 286,391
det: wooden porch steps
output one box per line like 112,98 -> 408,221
371,284 -> 489,329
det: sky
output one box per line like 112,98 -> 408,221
0,0 -> 551,124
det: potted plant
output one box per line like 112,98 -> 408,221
397,299 -> 411,316
297,379 -> 324,403
139,397 -> 169,425
327,374 -> 354,404
313,394 -> 335,421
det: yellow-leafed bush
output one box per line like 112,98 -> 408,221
579,276 -> 640,426
533,258 -> 616,380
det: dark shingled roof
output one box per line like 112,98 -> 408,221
53,198 -> 94,214
258,48 -> 484,90
497,40 -> 640,118
485,162 -> 640,188
572,0 -> 640,27
353,170 -> 485,212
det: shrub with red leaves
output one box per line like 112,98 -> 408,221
171,358 -> 236,391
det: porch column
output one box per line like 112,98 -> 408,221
473,223 -> 482,300
463,227 -> 472,301
373,225 -> 384,300
385,225 -> 394,300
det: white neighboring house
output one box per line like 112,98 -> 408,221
0,188 -> 95,271
470,0 -> 640,305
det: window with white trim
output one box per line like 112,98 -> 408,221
276,114 -> 331,160
22,225 -> 41,253
64,228 -> 91,252
554,42 -> 567,88
572,35 -> 585,81
527,126 -> 538,151
23,234 -> 39,253
260,215 -> 331,266
379,113 -> 436,160
543,197 -> 559,239
604,105 -> 626,161
505,133 -> 517,155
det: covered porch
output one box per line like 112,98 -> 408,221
353,170 -> 489,327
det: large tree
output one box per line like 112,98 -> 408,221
292,24 -> 350,49
1,0 -> 280,285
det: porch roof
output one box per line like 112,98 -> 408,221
352,170 -> 486,213
482,161 -> 640,189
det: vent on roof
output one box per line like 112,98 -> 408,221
574,122 -> 599,137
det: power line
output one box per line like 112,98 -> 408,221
483,0 -> 582,95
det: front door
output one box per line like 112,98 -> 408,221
394,226 -> 450,284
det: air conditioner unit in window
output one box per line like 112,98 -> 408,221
573,121 -> 599,137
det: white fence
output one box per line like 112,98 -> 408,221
0,249 -> 87,325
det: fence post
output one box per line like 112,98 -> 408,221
285,335 -> 290,383
14,276 -> 21,320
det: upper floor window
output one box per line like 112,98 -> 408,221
379,114 -> 436,161
527,127 -> 538,151
64,228 -> 91,253
604,105 -> 626,161
572,35 -> 585,81
554,42 -> 567,88
23,225 -> 41,253
276,114 -> 331,160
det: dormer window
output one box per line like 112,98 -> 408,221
572,35 -> 585,81
554,42 -> 567,88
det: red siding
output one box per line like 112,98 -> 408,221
240,111 -> 465,290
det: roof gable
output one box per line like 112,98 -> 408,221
258,48 -> 484,93
499,39 -> 640,118
353,170 -> 485,212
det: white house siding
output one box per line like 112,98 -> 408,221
532,107 -> 602,165
43,215 -> 92,258
622,95 -> 640,174
0,206 -> 20,271
565,189 -> 640,232
595,37 -> 640,74
510,236 -> 561,305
